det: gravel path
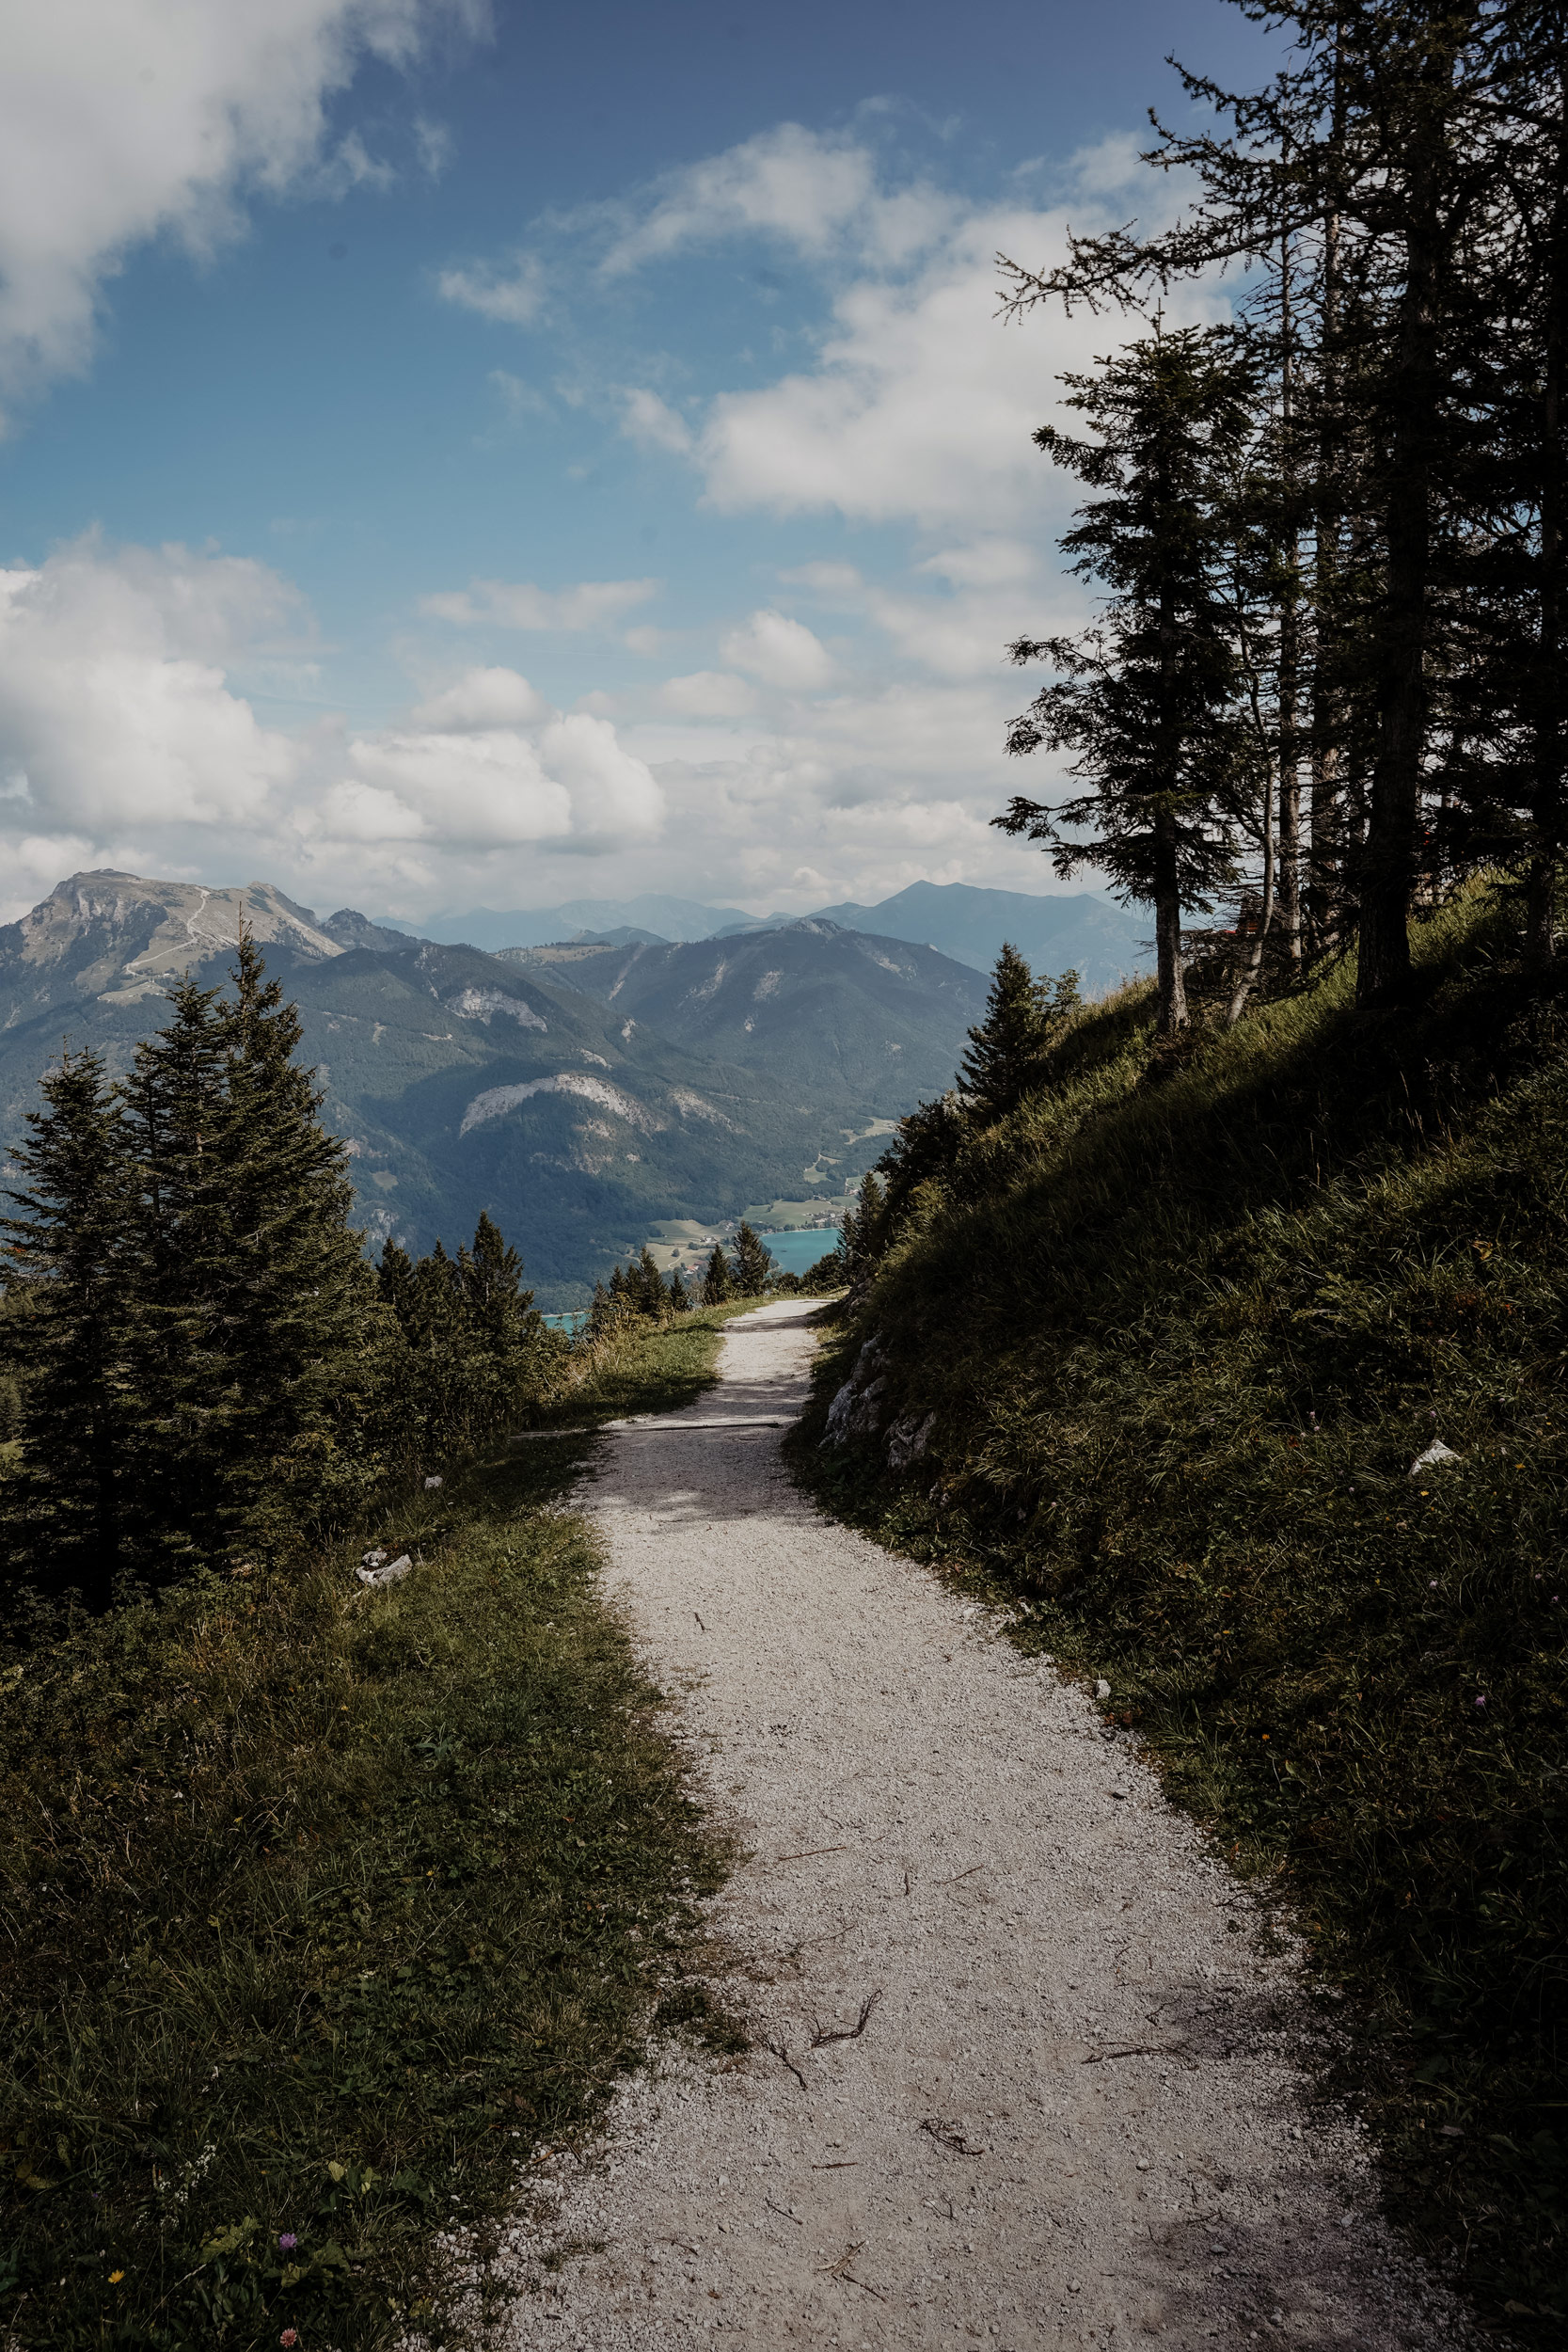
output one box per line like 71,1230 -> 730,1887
480,1300 -> 1476,2349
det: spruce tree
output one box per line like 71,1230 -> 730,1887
632,1245 -> 668,1317
958,946 -> 1051,1124
997,329 -> 1261,1032
118,973 -> 242,1571
668,1268 -> 691,1313
701,1245 -> 732,1306
729,1222 -> 775,1296
0,1049 -> 134,1611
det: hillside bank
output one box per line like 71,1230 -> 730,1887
0,1308 -> 758,2352
792,891 -> 1568,2340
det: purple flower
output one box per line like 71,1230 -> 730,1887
1475,1695 -> 1487,1708
277,2233 -> 298,2253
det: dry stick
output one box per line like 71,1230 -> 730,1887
936,1864 -> 984,1887
811,1991 -> 881,2048
766,2198 -> 802,2227
920,2117 -> 985,2156
764,2037 -> 806,2090
773,1845 -> 848,1864
821,2243 -> 887,2302
1083,2042 -> 1189,2066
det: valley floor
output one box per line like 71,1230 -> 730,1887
465,1302 -> 1477,2349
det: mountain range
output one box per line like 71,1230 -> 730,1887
0,872 -> 991,1307
508,920 -> 985,1105
417,881 -> 1149,990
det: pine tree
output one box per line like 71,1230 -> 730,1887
0,1049 -> 134,1611
668,1268 -> 691,1313
997,329 -> 1262,1032
118,973 -> 242,1571
958,946 -> 1052,1124
632,1245 -> 668,1317
729,1222 -> 774,1295
701,1245 -> 732,1306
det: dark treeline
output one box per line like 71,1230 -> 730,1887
993,0 -> 1568,1029
0,938 -> 561,1621
586,1218 -> 835,1330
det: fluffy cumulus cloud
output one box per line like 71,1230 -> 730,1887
0,537 -> 305,834
719,610 -> 835,691
0,547 -> 666,920
0,0 -> 487,406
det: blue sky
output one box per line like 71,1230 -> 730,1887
0,0 -> 1280,927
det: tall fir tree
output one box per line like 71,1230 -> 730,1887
0,1049 -> 134,1611
700,1245 -> 733,1306
958,946 -> 1052,1124
996,329 -> 1262,1032
729,1222 -> 775,1296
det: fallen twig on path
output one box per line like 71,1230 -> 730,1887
772,1844 -> 847,1864
1083,2042 -> 1189,2065
764,2037 -> 806,2090
820,2243 -> 887,2300
811,1990 -> 881,2048
919,2117 -> 985,2156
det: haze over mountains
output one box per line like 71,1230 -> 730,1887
421,882 -> 1149,991
0,872 -> 996,1306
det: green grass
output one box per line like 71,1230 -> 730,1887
791,890 -> 1568,2340
0,1308 -> 749,2350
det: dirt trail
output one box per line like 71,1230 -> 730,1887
482,1299 -> 1475,2349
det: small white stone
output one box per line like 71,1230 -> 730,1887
1095,1679 -> 1112,1700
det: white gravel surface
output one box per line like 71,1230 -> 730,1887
465,1300 -> 1478,2349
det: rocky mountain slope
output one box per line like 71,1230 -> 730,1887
507,919 -> 989,1109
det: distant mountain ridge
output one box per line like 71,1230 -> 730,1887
415,881 -> 1150,990
516,919 -> 988,1107
0,871 -> 989,1306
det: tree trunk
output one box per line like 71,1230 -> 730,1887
1357,48 -> 1447,1008
1527,37 -> 1568,967
1153,803 -> 1189,1034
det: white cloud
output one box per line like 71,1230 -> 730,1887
620,388 -> 693,454
0,536 -> 304,832
420,576 -> 660,630
408,666 -> 552,730
600,124 -> 877,276
657,671 -> 758,719
0,0 -> 488,404
0,545 -> 668,915
437,249 -> 545,324
720,609 -> 835,691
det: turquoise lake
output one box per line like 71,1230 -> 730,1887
759,1225 -> 841,1275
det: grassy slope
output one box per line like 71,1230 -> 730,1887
0,1309 -> 749,2351
794,892 -> 1568,2339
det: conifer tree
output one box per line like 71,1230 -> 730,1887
0,1049 -> 133,1610
997,330 -> 1261,1032
701,1245 -> 732,1305
958,945 -> 1052,1124
729,1222 -> 775,1295
668,1267 -> 691,1313
632,1245 -> 668,1317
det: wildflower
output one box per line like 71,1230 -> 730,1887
1475,1695 -> 1487,1708
1429,1580 -> 1438,1588
281,2333 -> 298,2348
108,2270 -> 124,2284
278,2233 -> 298,2252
